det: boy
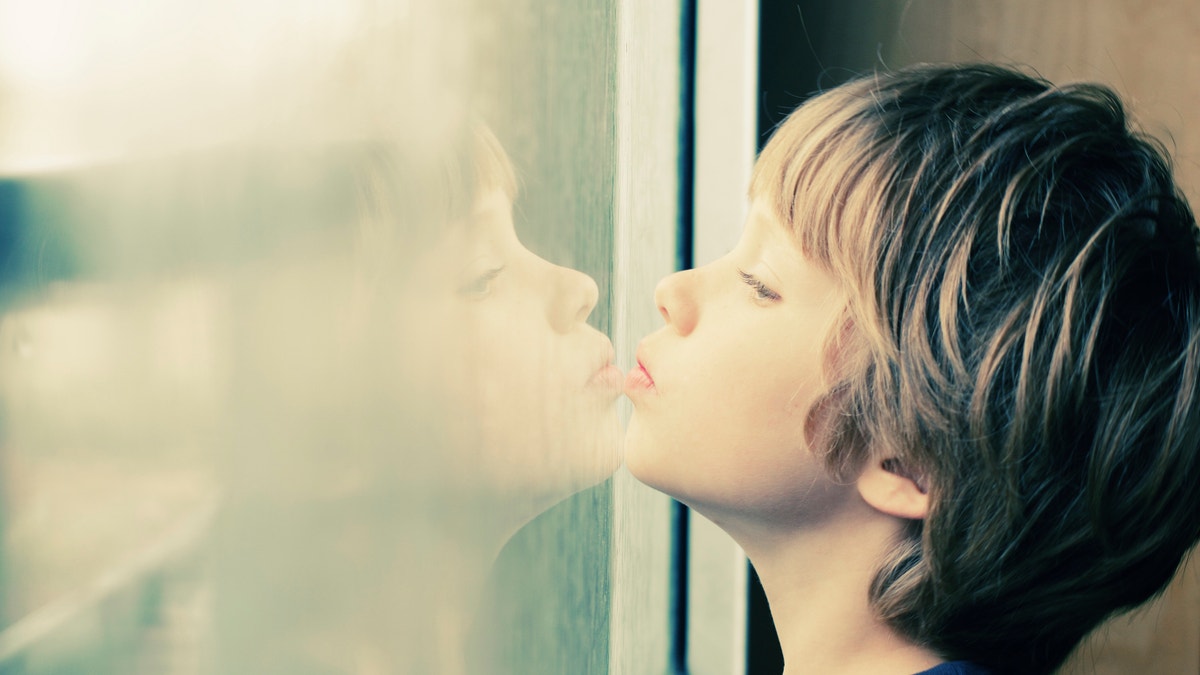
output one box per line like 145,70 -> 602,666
624,63 -> 1200,674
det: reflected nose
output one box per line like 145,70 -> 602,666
654,269 -> 697,335
550,264 -> 599,332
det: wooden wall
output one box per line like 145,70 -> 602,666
893,0 -> 1200,207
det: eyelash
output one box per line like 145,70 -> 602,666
738,269 -> 781,302
458,266 -> 505,297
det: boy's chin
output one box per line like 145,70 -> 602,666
621,415 -> 681,496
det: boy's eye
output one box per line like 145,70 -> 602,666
738,269 -> 781,302
458,266 -> 505,298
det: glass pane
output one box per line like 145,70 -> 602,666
0,1 -> 680,672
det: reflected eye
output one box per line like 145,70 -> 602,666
458,266 -> 505,298
738,269 -> 781,302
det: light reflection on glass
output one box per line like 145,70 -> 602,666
0,1 -> 623,673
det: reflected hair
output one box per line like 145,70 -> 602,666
751,63 -> 1200,674
352,122 -> 518,262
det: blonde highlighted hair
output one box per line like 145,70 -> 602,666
752,64 -> 1200,674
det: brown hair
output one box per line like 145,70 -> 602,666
752,63 -> 1200,674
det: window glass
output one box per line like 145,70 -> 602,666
0,1 -> 678,672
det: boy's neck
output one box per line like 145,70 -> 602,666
716,496 -> 943,675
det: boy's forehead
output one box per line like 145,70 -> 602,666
745,198 -> 806,254
744,195 -> 805,259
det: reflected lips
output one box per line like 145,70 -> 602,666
588,363 -> 625,392
587,345 -> 624,395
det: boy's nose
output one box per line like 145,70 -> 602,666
550,265 -> 599,332
654,269 -> 697,336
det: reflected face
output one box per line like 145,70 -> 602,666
403,188 -> 622,501
624,200 -> 850,525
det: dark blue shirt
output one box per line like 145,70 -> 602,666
914,662 -> 992,675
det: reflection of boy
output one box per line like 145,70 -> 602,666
751,64 -> 1200,674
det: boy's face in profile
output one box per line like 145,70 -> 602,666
624,199 -> 852,526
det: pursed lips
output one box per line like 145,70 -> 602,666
623,343 -> 657,396
635,344 -> 656,384
636,359 -> 654,385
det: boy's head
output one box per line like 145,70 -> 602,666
752,63 -> 1200,673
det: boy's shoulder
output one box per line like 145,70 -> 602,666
913,662 -> 993,675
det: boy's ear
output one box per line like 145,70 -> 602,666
857,458 -> 929,520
